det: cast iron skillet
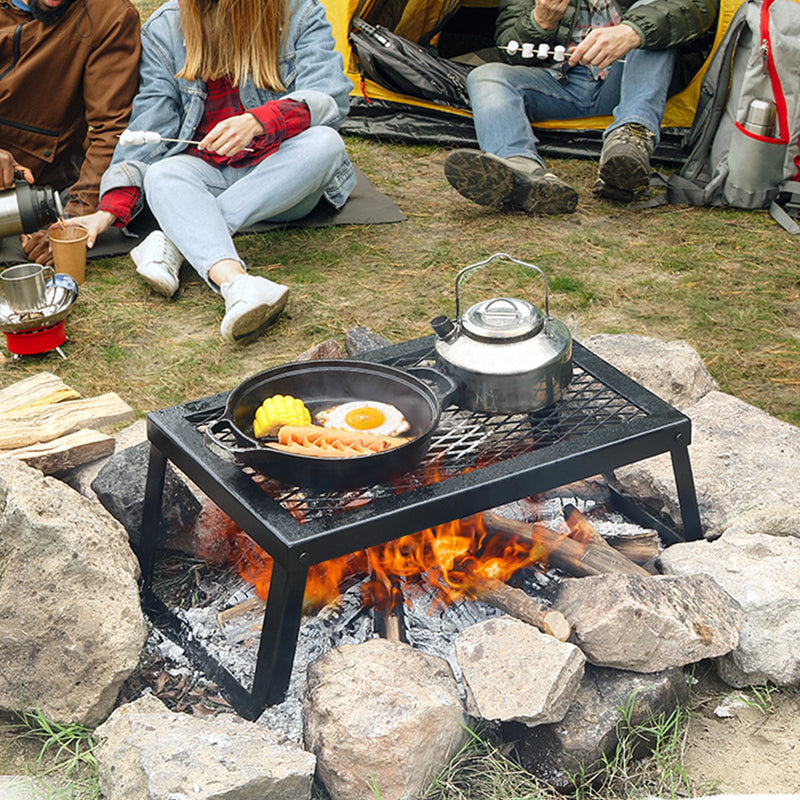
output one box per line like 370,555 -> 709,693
205,360 -> 458,491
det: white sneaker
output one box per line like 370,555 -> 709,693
219,273 -> 289,343
131,231 -> 183,297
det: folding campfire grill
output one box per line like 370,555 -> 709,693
138,336 -> 702,720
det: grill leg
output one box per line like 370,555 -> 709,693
139,443 -> 167,591
249,561 -> 309,712
670,442 -> 702,540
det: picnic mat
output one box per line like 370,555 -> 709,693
0,166 -> 405,264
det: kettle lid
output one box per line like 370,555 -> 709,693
461,297 -> 544,341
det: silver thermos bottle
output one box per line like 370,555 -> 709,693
0,180 -> 63,238
742,98 -> 776,137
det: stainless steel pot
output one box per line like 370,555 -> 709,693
430,253 -> 572,413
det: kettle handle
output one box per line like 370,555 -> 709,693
454,253 -> 549,320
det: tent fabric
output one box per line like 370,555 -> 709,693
327,0 -> 746,156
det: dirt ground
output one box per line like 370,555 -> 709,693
681,667 -> 800,795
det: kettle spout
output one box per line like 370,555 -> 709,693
431,315 -> 457,342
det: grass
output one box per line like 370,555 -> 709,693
3,138 -> 798,428
1,708 -> 99,799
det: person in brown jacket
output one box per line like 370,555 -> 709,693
0,0 -> 140,264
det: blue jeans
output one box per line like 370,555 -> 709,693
466,47 -> 677,167
143,126 -> 347,289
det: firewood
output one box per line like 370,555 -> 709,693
562,503 -> 608,547
0,393 -> 134,449
482,511 -> 650,578
604,531 -> 660,565
563,504 -> 658,572
2,428 -> 115,474
470,576 -> 571,641
0,371 -> 80,416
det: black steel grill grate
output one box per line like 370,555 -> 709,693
139,337 -> 702,718
191,354 -> 649,521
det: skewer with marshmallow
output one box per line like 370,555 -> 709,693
118,129 -> 254,151
499,40 -> 570,61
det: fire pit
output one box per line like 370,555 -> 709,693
137,336 -> 702,720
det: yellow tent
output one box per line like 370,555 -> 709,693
325,0 -> 745,161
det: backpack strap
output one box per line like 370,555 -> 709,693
769,181 -> 800,234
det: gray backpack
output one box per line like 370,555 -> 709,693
665,0 -> 800,232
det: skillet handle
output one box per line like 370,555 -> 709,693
205,418 -> 254,461
407,366 -> 459,408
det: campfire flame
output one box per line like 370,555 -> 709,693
197,504 -> 551,615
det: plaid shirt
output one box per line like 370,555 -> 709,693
570,0 -> 622,80
99,78 -> 310,226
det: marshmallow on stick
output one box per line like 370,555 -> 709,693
118,129 -> 254,151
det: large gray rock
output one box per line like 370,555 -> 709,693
303,638 -> 466,800
94,694 -> 315,800
554,573 -> 742,672
582,334 -> 718,410
0,458 -> 147,726
455,616 -> 585,726
659,507 -> 800,687
512,665 -> 688,790
613,391 -> 800,534
91,440 -> 201,551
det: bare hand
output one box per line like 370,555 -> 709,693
533,0 -> 571,31
0,149 -> 34,190
53,211 -> 116,249
569,24 -> 641,70
199,113 -> 263,157
20,229 -> 54,266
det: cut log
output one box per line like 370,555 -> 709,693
604,531 -> 660,565
0,371 -> 80,416
563,503 -> 658,573
469,576 -> 571,641
482,511 -> 651,578
2,428 -> 115,474
0,392 -> 134,449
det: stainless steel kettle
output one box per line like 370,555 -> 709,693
430,253 -> 572,413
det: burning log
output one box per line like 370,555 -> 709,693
482,511 -> 650,578
563,503 -> 658,571
468,576 -> 571,641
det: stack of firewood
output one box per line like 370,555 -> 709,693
0,371 -> 134,474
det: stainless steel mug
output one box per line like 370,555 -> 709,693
1,263 -> 56,313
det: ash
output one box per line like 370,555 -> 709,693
158,491 -> 656,742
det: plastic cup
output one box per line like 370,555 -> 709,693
49,225 -> 89,285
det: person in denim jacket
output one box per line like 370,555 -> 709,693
65,0 -> 355,344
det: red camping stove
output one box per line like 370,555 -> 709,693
0,273 -> 77,360
4,319 -> 67,359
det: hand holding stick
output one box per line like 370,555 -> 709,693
118,129 -> 254,152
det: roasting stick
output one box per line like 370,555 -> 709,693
498,40 -> 626,64
118,129 -> 255,152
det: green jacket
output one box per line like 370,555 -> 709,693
496,0 -> 718,58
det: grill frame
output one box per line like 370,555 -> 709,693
138,337 -> 702,719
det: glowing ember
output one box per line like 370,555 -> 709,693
198,505 -> 552,615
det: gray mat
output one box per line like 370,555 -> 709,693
0,166 -> 405,264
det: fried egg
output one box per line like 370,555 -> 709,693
316,400 -> 411,437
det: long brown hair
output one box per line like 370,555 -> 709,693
177,0 -> 288,90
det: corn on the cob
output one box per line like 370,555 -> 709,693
253,394 -> 311,439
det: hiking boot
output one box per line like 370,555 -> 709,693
219,273 -> 289,344
596,123 -> 655,199
444,149 -> 577,214
131,230 -> 183,297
